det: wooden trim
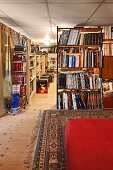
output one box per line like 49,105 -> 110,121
58,45 -> 102,48
104,55 -> 113,57
58,27 -> 101,32
103,39 -> 113,41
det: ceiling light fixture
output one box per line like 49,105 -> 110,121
43,36 -> 54,46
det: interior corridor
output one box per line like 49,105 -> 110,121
0,74 -> 57,170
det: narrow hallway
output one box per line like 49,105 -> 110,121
0,74 -> 57,170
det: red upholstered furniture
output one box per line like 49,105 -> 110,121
65,119 -> 113,170
103,97 -> 113,108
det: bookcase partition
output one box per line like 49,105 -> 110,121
12,37 -> 28,109
57,26 -> 103,110
102,26 -> 113,109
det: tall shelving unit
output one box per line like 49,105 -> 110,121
12,36 -> 28,109
27,44 -> 46,101
40,54 -> 46,76
36,54 -> 41,79
29,54 -> 36,98
57,26 -> 103,110
102,26 -> 113,108
48,53 -> 57,72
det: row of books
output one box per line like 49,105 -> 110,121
103,26 -> 113,39
13,55 -> 26,62
67,29 -> 80,45
103,43 -> 113,56
58,91 -> 102,110
59,29 -> 103,45
12,76 -> 26,85
58,50 -> 102,68
58,72 -> 102,90
14,45 -> 26,52
80,33 -> 103,45
13,63 -> 26,72
12,85 -> 26,95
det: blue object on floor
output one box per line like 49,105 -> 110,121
11,93 -> 19,109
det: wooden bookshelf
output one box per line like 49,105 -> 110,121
48,53 -> 57,71
12,39 -> 28,109
57,26 -> 103,110
27,51 -> 46,102
101,26 -> 113,109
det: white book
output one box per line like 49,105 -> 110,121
72,93 -> 77,110
58,95 -> 61,109
75,55 -> 79,67
71,29 -> 76,45
73,29 -> 78,45
67,29 -> 73,45
109,26 -> 112,39
92,52 -> 94,67
89,76 -> 93,89
69,56 -> 72,67
63,92 -> 68,109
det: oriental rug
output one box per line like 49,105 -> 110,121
32,109 -> 113,170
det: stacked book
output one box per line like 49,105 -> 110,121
58,72 -> 102,90
58,91 -> 102,110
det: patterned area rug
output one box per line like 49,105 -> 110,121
32,109 -> 113,170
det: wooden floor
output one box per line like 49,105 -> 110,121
0,75 -> 57,170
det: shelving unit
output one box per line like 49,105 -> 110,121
40,54 -> 46,77
12,43 -> 28,109
48,53 -> 57,72
27,52 -> 46,101
29,54 -> 36,98
57,26 -> 103,110
102,26 -> 113,108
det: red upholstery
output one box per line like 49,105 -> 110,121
65,119 -> 113,170
103,97 -> 113,108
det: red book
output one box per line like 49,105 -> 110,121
20,85 -> 26,95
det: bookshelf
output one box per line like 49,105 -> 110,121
29,54 -> 36,98
40,54 -> 46,76
48,53 -> 57,72
57,26 -> 103,110
36,54 -> 41,79
27,52 -> 46,101
12,43 -> 28,109
102,26 -> 113,108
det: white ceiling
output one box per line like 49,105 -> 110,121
0,0 -> 113,46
